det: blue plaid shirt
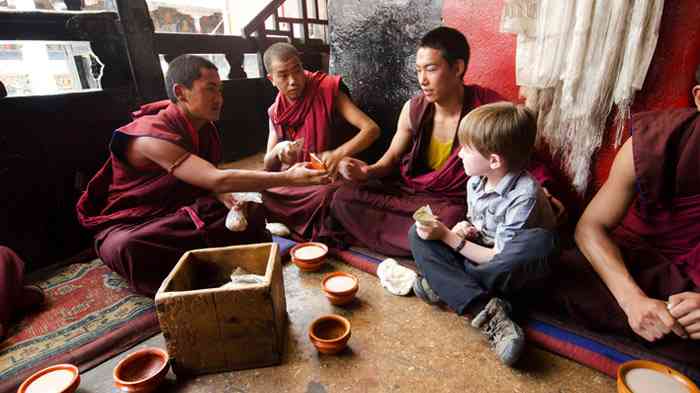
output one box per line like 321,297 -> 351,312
466,170 -> 555,252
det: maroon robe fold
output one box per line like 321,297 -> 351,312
264,71 -> 350,241
546,108 -> 700,366
77,101 -> 270,296
0,246 -> 24,327
329,85 -> 554,256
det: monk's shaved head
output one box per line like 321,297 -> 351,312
165,54 -> 218,103
263,42 -> 301,74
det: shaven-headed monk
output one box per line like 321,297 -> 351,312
262,42 -> 380,240
551,65 -> 700,366
77,55 -> 328,296
330,27 -> 561,256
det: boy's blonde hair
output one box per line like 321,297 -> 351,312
457,101 -> 537,171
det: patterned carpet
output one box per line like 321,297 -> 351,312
0,259 -> 159,393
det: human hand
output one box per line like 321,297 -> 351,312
416,220 -> 449,241
623,295 -> 687,341
668,292 -> 700,339
285,162 -> 331,186
319,150 -> 343,176
276,139 -> 303,166
338,157 -> 370,182
451,221 -> 478,240
543,187 -> 567,227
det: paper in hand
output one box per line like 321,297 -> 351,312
308,152 -> 327,171
413,205 -> 437,226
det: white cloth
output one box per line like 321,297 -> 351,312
265,222 -> 291,237
501,0 -> 664,192
376,258 -> 417,296
225,192 -> 263,232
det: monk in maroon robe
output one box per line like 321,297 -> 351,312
261,42 -> 380,241
0,246 -> 44,341
550,75 -> 700,366
330,27 -> 560,256
77,55 -> 328,296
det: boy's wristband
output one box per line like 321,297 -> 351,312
454,237 -> 467,254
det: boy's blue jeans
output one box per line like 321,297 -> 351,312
409,225 -> 559,316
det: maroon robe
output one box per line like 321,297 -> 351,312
329,85 -> 554,256
77,101 -> 270,296
548,108 -> 700,366
263,71 -> 349,241
0,246 -> 24,328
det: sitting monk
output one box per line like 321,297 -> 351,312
551,66 -> 700,365
77,55 -> 328,296
262,42 -> 380,240
331,27 -> 560,256
0,246 -> 45,341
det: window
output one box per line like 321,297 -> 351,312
0,0 -> 116,11
0,41 -> 102,97
147,0 -> 271,35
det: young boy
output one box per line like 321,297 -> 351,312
408,102 -> 558,366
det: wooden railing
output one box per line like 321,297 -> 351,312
243,0 -> 329,49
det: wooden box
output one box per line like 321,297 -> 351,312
155,243 -> 286,375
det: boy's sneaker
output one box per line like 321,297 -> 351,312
470,297 -> 525,366
412,276 -> 441,305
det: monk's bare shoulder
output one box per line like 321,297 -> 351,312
578,138 -> 636,230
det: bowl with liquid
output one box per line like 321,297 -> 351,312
308,314 -> 352,354
291,242 -> 329,272
322,272 -> 359,305
18,364 -> 80,393
113,347 -> 170,393
617,360 -> 699,393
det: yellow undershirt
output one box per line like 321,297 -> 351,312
425,136 -> 454,171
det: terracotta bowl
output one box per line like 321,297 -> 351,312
291,242 -> 328,272
322,272 -> 359,305
617,360 -> 700,393
113,347 -> 170,393
308,314 -> 352,355
18,364 -> 80,393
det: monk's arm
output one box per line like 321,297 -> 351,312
365,100 -> 413,179
574,140 -> 641,307
333,92 -> 380,158
574,139 -> 685,340
263,125 -> 282,171
134,136 -> 327,192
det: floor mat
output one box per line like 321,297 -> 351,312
0,259 -> 158,393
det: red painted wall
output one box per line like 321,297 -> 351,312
443,0 -> 700,199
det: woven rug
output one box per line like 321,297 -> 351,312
0,258 -> 158,393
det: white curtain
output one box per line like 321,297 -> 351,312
501,0 -> 664,192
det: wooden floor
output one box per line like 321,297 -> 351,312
79,152 -> 616,392
81,260 -> 615,393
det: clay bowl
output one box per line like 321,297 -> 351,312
18,364 -> 80,393
617,360 -> 700,393
322,272 -> 359,305
113,347 -> 170,393
308,314 -> 352,355
291,242 -> 329,272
